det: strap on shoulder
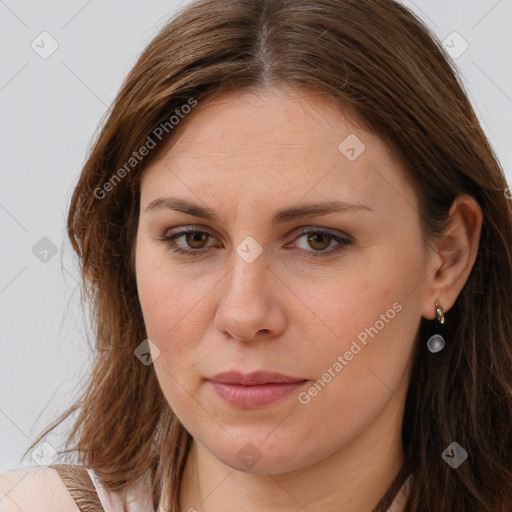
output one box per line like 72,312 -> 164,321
50,464 -> 106,512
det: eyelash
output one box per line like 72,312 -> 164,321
155,226 -> 353,259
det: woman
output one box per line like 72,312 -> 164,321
1,0 -> 511,510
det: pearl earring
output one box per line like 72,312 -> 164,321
426,299 -> 445,353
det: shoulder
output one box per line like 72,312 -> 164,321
0,466 -> 80,512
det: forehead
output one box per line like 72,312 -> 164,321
155,86 -> 367,158
140,86 -> 414,218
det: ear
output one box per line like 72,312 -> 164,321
421,194 -> 483,320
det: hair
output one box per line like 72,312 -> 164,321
25,0 -> 512,510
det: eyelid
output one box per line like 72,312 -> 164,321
162,224 -> 218,241
290,225 -> 353,243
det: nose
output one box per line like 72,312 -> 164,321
213,250 -> 287,342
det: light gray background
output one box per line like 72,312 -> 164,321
1,0 -> 511,471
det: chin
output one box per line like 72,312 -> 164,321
197,431 -> 319,475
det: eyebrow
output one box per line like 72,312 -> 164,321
145,196 -> 374,227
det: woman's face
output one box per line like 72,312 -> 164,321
135,86 -> 431,473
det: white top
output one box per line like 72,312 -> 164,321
85,467 -> 155,512
82,468 -> 412,512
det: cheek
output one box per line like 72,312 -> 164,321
135,241 -> 217,370
309,243 -> 422,383
135,253 -> 207,415
137,266 -> 199,351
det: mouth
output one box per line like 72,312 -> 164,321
206,370 -> 309,409
207,370 -> 307,385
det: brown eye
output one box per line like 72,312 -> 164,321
184,232 -> 210,249
291,228 -> 352,257
156,228 -> 218,256
306,232 -> 332,251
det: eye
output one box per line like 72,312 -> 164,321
155,226 -> 353,258
288,228 -> 352,257
156,227 -> 219,256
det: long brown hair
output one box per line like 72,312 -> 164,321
26,0 -> 512,510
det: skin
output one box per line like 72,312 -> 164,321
134,86 -> 482,512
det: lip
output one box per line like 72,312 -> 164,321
206,371 -> 308,409
208,370 -> 306,385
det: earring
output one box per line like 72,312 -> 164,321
426,299 -> 445,353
